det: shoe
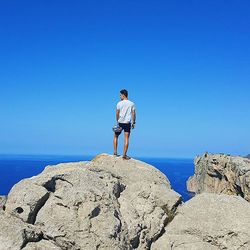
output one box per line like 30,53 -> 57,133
122,155 -> 131,160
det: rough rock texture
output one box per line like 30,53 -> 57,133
0,210 -> 54,250
0,154 -> 182,250
186,176 -> 197,193
0,195 -> 6,209
151,193 -> 250,250
186,153 -> 250,201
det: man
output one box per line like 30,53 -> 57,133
113,89 -> 136,160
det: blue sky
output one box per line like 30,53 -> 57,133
0,0 -> 249,158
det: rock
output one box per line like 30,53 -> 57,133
186,176 -> 197,193
4,179 -> 50,223
186,153 -> 250,201
0,195 -> 7,210
0,210 -> 46,250
151,193 -> 250,250
1,154 -> 182,250
245,154 -> 250,159
23,240 -> 61,250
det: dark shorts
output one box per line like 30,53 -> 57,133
115,122 -> 131,135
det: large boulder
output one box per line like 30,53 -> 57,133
1,154 -> 182,250
151,193 -> 250,250
186,153 -> 250,201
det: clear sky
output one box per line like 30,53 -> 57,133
0,0 -> 249,158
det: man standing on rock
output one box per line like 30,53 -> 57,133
113,89 -> 136,160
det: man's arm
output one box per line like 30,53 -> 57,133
116,109 -> 120,122
132,110 -> 136,124
132,110 -> 136,128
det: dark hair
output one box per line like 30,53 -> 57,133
120,89 -> 128,97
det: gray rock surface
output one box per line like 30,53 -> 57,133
186,176 -> 197,193
151,193 -> 250,250
0,195 -> 6,209
0,210 -> 48,250
2,153 -> 250,250
1,154 -> 182,250
186,153 -> 250,201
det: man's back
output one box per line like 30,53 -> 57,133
114,89 -> 136,159
117,99 -> 135,123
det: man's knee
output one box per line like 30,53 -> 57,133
114,133 -> 120,139
124,133 -> 130,142
124,132 -> 130,138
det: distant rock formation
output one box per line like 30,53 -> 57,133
0,154 -> 181,250
246,154 -> 250,159
186,153 -> 250,202
151,193 -> 250,250
1,153 -> 250,250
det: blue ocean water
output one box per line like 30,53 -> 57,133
0,155 -> 195,201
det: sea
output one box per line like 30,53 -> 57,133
0,155 -> 195,202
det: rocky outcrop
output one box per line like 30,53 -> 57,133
2,153 -> 250,250
246,154 -> 250,159
186,153 -> 250,201
151,193 -> 250,250
0,154 -> 182,250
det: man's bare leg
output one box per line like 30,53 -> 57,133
123,132 -> 130,159
113,133 -> 119,155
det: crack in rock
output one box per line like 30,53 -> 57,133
27,192 -> 50,225
20,228 -> 44,249
43,176 -> 73,193
89,205 -> 101,219
113,182 -> 126,198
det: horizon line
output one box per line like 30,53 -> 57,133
0,152 -> 194,160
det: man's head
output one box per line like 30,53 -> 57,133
120,89 -> 128,100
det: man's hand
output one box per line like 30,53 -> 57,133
132,110 -> 136,130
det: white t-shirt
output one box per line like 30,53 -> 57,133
116,100 -> 136,123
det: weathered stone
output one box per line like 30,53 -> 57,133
0,195 -> 6,210
186,176 -> 197,193
3,153 -> 249,250
4,180 -> 50,223
0,210 -> 45,250
23,240 -> 61,250
1,154 -> 182,250
151,193 -> 250,250
187,153 -> 250,201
